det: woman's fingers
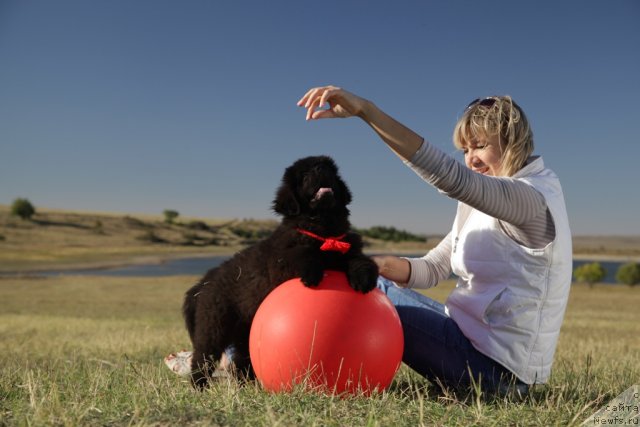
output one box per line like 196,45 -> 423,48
318,86 -> 339,111
310,107 -> 338,120
305,94 -> 323,121
296,87 -> 318,106
298,85 -> 338,105
298,85 -> 352,120
296,89 -> 313,107
302,88 -> 318,108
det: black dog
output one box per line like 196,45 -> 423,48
182,155 -> 379,388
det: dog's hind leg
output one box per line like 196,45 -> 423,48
190,307 -> 235,389
190,345 -> 219,388
182,284 -> 201,342
229,326 -> 255,380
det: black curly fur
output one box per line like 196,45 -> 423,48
182,155 -> 379,388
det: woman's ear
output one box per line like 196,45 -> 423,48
272,184 -> 300,216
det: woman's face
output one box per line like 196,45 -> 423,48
462,135 -> 504,176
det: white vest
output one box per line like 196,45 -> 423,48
445,157 -> 572,384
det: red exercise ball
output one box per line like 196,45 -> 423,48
249,270 -> 404,395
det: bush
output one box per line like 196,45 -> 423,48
93,220 -> 105,235
181,231 -> 199,246
136,230 -> 166,243
230,227 -> 272,242
356,226 -> 425,243
186,220 -> 210,231
573,262 -> 606,287
616,262 -> 640,287
10,198 -> 36,220
123,216 -> 149,229
163,209 -> 179,224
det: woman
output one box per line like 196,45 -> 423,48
297,86 -> 572,395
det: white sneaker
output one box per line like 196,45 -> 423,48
164,350 -> 193,377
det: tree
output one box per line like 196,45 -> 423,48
573,262 -> 606,288
356,225 -> 426,242
163,209 -> 179,224
10,198 -> 36,220
616,262 -> 640,287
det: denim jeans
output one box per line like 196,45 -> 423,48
377,277 -> 529,395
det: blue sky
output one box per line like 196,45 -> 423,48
1,1 -> 638,236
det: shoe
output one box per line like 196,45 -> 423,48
164,350 -> 193,377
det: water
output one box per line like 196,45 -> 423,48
15,256 -> 630,284
28,256 -> 228,278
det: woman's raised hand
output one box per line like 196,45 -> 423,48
297,86 -> 368,121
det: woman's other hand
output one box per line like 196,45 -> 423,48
372,255 -> 411,287
297,85 -> 369,121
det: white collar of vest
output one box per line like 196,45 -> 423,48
512,155 -> 544,179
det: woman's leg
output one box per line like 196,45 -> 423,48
377,277 -> 527,394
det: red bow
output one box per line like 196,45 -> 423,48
296,228 -> 351,254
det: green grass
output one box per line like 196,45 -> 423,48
1,276 -> 638,426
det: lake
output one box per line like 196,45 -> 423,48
29,256 -> 629,284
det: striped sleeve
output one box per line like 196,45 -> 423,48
403,232 -> 453,289
404,140 -> 548,226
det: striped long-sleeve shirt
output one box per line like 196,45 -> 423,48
402,139 -> 556,289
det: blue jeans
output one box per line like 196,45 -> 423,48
377,277 -> 528,395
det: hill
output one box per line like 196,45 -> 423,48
2,205 -> 639,273
0,205 -> 439,273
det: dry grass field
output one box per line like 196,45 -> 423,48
1,204 -> 639,425
0,275 -> 638,426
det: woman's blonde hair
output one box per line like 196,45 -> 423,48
453,96 -> 534,177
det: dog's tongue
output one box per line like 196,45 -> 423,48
314,187 -> 333,200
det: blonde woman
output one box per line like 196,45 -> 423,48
297,87 -> 572,396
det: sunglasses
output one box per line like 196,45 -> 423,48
466,97 -> 497,111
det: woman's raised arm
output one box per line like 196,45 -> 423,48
297,85 -> 424,160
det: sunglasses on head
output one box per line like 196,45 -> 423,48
466,97 -> 497,111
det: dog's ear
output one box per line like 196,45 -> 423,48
273,165 -> 301,216
337,178 -> 352,206
273,185 -> 300,216
318,156 -> 353,207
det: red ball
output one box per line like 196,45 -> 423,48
249,270 -> 404,395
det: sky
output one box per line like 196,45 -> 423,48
1,1 -> 639,236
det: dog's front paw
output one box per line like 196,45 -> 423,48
348,259 -> 379,293
300,265 -> 324,287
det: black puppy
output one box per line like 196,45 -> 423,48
182,155 -> 379,388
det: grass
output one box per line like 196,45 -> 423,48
1,275 -> 638,426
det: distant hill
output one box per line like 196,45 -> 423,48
2,204 -> 638,273
0,205 -> 438,273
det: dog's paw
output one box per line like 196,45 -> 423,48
300,265 -> 324,287
348,260 -> 379,293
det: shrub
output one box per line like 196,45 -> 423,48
163,209 -> 179,224
356,226 -> 426,243
93,220 -> 105,235
186,220 -> 210,231
123,216 -> 149,229
616,262 -> 640,287
136,230 -> 166,243
181,231 -> 198,246
573,262 -> 606,287
10,198 -> 36,220
230,227 -> 272,242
